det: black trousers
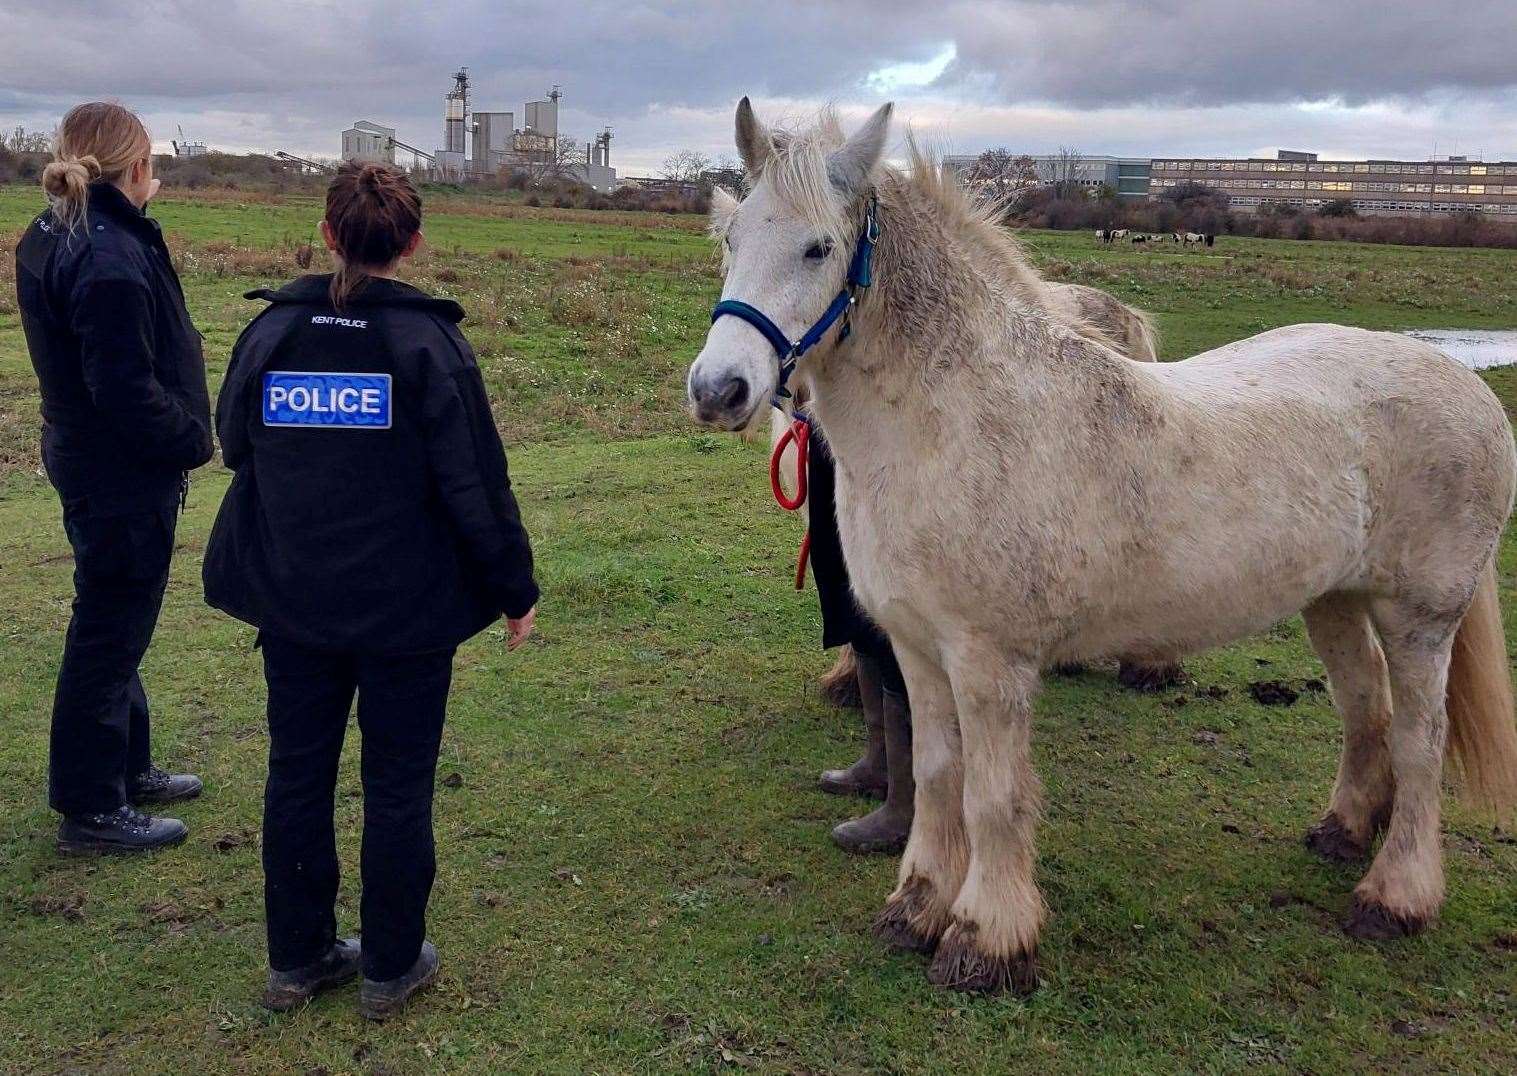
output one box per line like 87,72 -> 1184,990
48,501 -> 177,817
804,425 -> 906,696
259,633 -> 454,982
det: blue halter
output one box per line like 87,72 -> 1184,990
710,193 -> 880,407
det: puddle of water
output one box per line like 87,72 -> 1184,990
1402,329 -> 1517,370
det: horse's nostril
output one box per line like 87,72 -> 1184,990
720,378 -> 750,412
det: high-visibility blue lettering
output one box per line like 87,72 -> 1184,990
263,372 -> 391,429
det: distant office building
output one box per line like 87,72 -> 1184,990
1151,151 -> 1517,217
342,121 -> 396,164
943,154 -> 1151,199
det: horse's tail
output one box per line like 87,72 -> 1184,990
1125,306 -> 1161,364
1445,559 -> 1517,821
819,646 -> 862,709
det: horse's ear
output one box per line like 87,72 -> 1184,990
735,97 -> 772,175
827,103 -> 893,197
708,185 -> 739,239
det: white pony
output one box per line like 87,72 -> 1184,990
688,100 -> 1517,994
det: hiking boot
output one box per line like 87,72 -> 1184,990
819,652 -> 888,798
128,766 -> 204,806
359,941 -> 440,1021
263,938 -> 363,1012
831,682 -> 914,856
56,806 -> 188,855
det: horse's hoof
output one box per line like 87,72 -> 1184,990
1304,813 -> 1371,864
1343,896 -> 1428,941
926,921 -> 1039,996
1117,661 -> 1185,693
872,876 -> 945,954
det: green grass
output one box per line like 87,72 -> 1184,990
2,186 -> 1516,1073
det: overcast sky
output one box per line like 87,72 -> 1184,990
3,1 -> 1515,173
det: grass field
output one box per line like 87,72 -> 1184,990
1,182 -> 1516,1074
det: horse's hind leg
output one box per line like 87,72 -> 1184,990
1302,594 -> 1396,862
1344,597 -> 1460,938
873,645 -> 965,955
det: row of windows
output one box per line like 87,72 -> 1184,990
1152,177 -> 1516,196
1225,194 -> 1517,214
1154,159 -> 1514,176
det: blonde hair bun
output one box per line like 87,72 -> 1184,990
45,103 -> 150,232
41,156 -> 102,200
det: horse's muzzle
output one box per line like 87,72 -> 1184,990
689,369 -> 753,429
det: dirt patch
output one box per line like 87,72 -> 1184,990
28,892 -> 87,921
1249,680 -> 1300,706
211,829 -> 254,853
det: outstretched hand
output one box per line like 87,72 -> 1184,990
507,605 -> 537,651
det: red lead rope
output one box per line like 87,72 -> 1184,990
769,416 -> 812,589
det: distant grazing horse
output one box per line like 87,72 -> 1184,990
689,99 -> 1517,995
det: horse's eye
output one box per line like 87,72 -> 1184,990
804,239 -> 834,260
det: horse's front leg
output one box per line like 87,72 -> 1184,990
927,652 -> 1044,995
873,644 -> 965,954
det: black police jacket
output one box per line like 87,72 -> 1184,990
202,274 -> 540,655
14,182 -> 213,512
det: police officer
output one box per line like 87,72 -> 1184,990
202,162 -> 538,1019
805,423 -> 914,855
14,102 -> 211,855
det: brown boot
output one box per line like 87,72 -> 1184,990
831,685 -> 914,855
818,652 -> 888,798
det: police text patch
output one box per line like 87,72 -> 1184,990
263,372 -> 391,429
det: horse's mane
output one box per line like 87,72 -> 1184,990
754,112 -> 1115,350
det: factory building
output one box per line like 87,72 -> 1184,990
577,129 -> 616,192
471,111 -> 515,175
1150,151 -> 1517,217
523,91 -> 559,139
341,121 -> 396,164
338,72 -> 616,188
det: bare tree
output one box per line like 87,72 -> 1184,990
703,152 -> 744,193
523,134 -> 588,184
7,125 -> 52,154
1052,145 -> 1085,199
966,148 -> 1040,201
661,149 -> 712,184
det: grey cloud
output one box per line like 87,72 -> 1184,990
931,0 -> 1517,107
0,1 -> 1513,165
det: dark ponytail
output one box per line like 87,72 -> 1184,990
324,163 -> 422,309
